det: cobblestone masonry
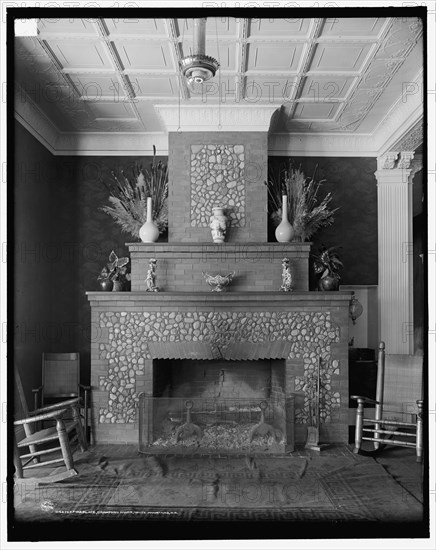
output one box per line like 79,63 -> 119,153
190,144 -> 245,227
98,310 -> 340,425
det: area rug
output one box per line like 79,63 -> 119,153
13,451 -> 423,523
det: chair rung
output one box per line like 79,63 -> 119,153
362,427 -> 416,437
361,436 -> 417,448
23,457 -> 65,469
20,445 -> 62,459
362,418 -> 416,427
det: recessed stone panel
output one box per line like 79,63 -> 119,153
190,144 -> 245,227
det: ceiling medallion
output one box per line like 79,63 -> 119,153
180,18 -> 219,88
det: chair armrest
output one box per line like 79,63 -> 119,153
15,408 -> 68,425
31,397 -> 82,415
350,395 -> 379,405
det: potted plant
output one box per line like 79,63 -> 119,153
100,146 -> 168,240
97,251 -> 131,291
265,162 -> 338,242
312,245 -> 343,291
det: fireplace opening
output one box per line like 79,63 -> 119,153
139,359 -> 294,454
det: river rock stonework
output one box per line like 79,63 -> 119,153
190,144 -> 245,227
97,310 -> 340,425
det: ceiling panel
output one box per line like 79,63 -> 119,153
116,41 -> 174,71
300,76 -> 355,99
87,100 -> 138,119
293,102 -> 340,120
45,39 -> 113,70
38,18 -> 98,36
319,18 -> 386,37
246,43 -> 304,72
104,18 -> 167,36
244,77 -> 298,102
248,18 -> 311,38
310,43 -> 372,72
131,75 -> 179,97
70,74 -> 125,98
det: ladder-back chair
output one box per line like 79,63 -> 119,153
351,342 -> 423,462
33,353 -> 91,442
14,366 -> 87,483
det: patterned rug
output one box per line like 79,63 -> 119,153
13,451 -> 423,523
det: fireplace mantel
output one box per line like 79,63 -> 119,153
86,291 -> 352,307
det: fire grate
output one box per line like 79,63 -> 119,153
138,396 -> 293,455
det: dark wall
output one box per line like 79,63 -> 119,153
14,122 -> 75,404
268,156 -> 378,287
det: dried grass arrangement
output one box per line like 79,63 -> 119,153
265,161 -> 338,242
101,146 -> 168,238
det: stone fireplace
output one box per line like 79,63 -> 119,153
87,127 -> 352,450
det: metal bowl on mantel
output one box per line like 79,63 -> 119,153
202,271 -> 235,292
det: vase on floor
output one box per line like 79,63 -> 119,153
139,197 -> 160,243
275,195 -> 294,242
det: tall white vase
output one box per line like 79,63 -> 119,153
275,195 -> 294,242
139,197 -> 160,243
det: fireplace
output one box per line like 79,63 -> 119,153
138,358 -> 290,454
87,289 -> 351,448
86,128 -> 352,449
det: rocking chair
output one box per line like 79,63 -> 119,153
13,366 -> 88,483
351,342 -> 424,462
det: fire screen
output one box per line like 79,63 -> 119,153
139,396 -> 292,454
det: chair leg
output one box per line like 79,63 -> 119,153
13,440 -> 23,479
353,399 -> 364,454
72,406 -> 87,452
416,400 -> 423,463
56,418 -> 75,472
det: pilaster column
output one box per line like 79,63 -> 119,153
375,151 -> 416,354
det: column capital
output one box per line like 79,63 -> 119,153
377,151 -> 415,171
375,151 -> 416,185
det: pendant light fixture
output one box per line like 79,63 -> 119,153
180,18 -> 220,89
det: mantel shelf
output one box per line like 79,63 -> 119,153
86,290 -> 353,306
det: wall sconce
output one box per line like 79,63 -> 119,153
349,292 -> 363,325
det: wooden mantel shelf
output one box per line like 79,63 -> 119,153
86,291 -> 353,308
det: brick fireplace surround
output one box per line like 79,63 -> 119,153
87,129 -> 352,449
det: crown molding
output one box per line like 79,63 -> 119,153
154,104 -> 278,132
267,132 -> 377,157
52,133 -> 169,156
14,81 -> 59,155
372,70 -> 423,156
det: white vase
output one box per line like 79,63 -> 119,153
210,207 -> 227,243
139,197 -> 160,243
275,195 -> 294,242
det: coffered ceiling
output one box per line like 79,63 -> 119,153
14,16 -> 424,155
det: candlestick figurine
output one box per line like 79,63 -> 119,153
280,257 -> 293,292
145,258 -> 160,292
